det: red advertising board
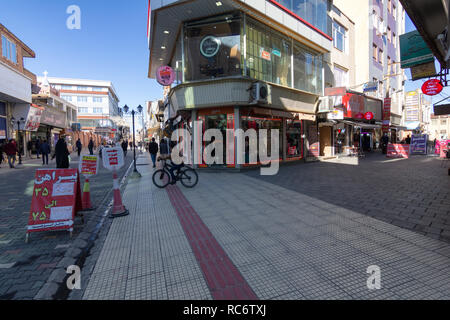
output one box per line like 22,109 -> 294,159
421,79 -> 443,96
80,155 -> 99,177
435,139 -> 450,157
27,169 -> 82,238
383,98 -> 392,133
387,144 -> 410,158
343,93 -> 364,118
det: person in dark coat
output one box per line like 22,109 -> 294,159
4,139 -> 18,168
121,140 -> 128,157
88,139 -> 94,155
39,140 -> 51,165
76,139 -> 83,157
53,137 -> 70,169
148,138 -> 159,168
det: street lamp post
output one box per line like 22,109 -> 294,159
122,104 -> 143,177
11,116 -> 25,165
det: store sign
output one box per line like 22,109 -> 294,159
400,30 -> 434,69
156,66 -> 175,86
383,98 -> 391,133
272,48 -> 281,57
40,107 -> 66,128
387,144 -> 410,158
79,155 -> 99,177
24,104 -> 44,132
27,169 -> 82,235
363,82 -> 378,93
364,112 -> 374,120
410,61 -> 436,80
260,48 -> 271,61
343,93 -> 364,118
327,109 -> 344,120
200,36 -> 221,58
421,79 -> 443,96
410,134 -> 428,155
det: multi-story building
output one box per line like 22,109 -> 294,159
148,0 -> 332,167
334,0 -> 406,139
401,89 -> 433,140
40,77 -> 121,142
429,115 -> 449,141
0,23 -> 37,154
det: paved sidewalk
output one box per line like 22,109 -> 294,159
82,156 -> 450,300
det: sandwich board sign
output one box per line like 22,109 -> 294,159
79,155 -> 99,177
26,169 -> 82,242
103,147 -> 125,171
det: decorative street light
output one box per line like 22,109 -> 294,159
122,104 -> 143,177
10,116 -> 25,165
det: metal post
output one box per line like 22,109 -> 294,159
132,111 -> 137,173
17,121 -> 22,165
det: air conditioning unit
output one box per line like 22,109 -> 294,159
250,82 -> 270,105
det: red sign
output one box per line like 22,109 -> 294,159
102,147 -> 125,171
387,144 -> 410,158
422,79 -> 443,96
364,112 -> 374,120
27,169 -> 82,236
355,112 -> 364,119
383,98 -> 392,133
79,155 -> 99,177
343,93 -> 365,118
156,66 -> 175,86
260,49 -> 271,61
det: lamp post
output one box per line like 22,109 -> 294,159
11,116 -> 25,165
122,104 -> 143,177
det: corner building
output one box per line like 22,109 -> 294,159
148,0 -> 333,168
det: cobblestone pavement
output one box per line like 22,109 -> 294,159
246,154 -> 450,243
0,149 -> 134,300
80,154 -> 450,300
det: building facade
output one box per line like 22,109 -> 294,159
41,77 -> 121,143
334,0 -> 406,133
0,23 -> 37,155
148,0 -> 333,167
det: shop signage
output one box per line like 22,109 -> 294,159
400,30 -> 435,69
383,98 -> 391,133
79,155 -> 99,177
355,112 -> 364,119
102,147 -> 125,171
24,104 -> 44,132
363,82 -> 378,93
364,112 -> 374,120
421,79 -> 443,96
410,61 -> 436,81
27,169 -> 82,237
435,139 -> 450,157
343,93 -> 364,118
434,104 -> 450,116
40,107 -> 66,128
200,36 -> 221,58
410,134 -> 428,155
387,144 -> 410,158
156,66 -> 175,86
324,87 -> 346,96
272,48 -> 281,57
327,109 -> 344,120
260,48 -> 271,61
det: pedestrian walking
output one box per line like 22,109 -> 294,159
121,140 -> 128,157
159,138 -> 169,157
88,138 -> 94,155
53,137 -> 70,169
148,138 -> 159,168
76,138 -> 83,157
40,140 -> 51,165
27,140 -> 33,158
4,139 -> 18,168
35,139 -> 41,159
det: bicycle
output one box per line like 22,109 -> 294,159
152,158 -> 199,189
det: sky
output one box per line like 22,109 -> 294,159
0,0 -> 159,128
0,1 -> 446,119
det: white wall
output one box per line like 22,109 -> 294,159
0,62 -> 32,103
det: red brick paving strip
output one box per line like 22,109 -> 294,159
166,185 -> 259,300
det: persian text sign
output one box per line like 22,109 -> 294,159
410,134 -> 428,155
103,147 -> 124,171
24,104 -> 44,132
422,79 -> 443,96
27,169 -> 82,234
79,155 -> 99,177
383,98 -> 392,133
387,144 -> 410,159
156,66 -> 175,86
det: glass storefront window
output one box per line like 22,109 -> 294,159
287,120 -> 302,158
293,42 -> 323,95
204,114 -> 228,166
241,116 -> 283,163
184,13 -> 243,81
246,18 -> 292,87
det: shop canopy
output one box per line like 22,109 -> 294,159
341,120 -> 381,130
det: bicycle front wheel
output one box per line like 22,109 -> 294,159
179,168 -> 198,188
152,169 -> 171,188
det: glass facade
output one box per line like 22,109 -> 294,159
273,0 -> 330,36
184,13 -> 243,81
293,42 -> 323,94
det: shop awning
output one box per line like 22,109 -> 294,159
341,120 -> 381,129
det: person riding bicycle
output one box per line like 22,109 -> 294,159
167,142 -> 185,184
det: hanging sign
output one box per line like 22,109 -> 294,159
156,66 -> 175,86
27,169 -> 82,239
260,48 -> 271,61
364,112 -> 374,120
24,104 -> 44,132
421,79 -> 443,96
103,147 -> 125,171
79,155 -> 99,177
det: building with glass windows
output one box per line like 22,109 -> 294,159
40,76 -> 123,143
148,0 -> 333,168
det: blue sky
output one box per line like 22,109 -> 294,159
0,1 -> 445,117
0,0 -> 159,127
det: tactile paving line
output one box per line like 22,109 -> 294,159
166,185 -> 258,300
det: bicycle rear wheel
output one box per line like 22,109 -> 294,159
179,168 -> 198,188
152,169 -> 171,188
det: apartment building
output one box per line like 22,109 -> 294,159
0,23 -> 37,152
148,0 -> 332,167
430,115 -> 449,141
41,77 -> 121,142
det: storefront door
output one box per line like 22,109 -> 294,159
320,126 -> 332,157
205,114 -> 227,166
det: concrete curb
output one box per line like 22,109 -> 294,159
33,159 -> 135,300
